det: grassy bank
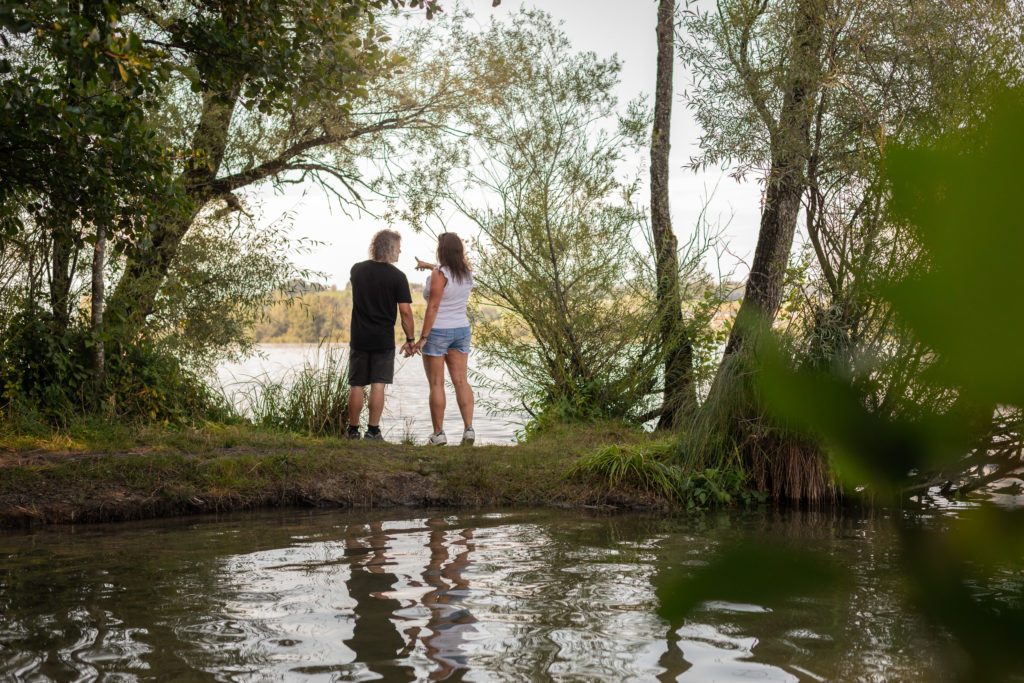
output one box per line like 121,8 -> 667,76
0,420 -> 675,527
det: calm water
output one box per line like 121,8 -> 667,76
216,345 -> 526,445
0,507 -> 999,681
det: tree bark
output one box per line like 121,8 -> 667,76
48,224 -> 75,333
651,0 -> 694,429
91,223 -> 106,393
715,0 -> 825,367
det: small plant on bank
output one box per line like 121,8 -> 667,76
400,417 -> 417,445
569,440 -> 750,509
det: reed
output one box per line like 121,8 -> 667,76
231,345 -> 355,438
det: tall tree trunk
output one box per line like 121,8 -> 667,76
711,0 -> 825,379
49,224 -> 75,333
105,86 -> 240,340
651,0 -> 694,429
91,223 -> 106,397
691,0 -> 828,503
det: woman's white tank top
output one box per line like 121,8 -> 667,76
424,266 -> 473,328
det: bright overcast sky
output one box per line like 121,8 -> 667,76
249,0 -> 762,289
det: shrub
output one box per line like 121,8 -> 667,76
0,303 -> 229,425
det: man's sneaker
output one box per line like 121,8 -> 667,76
461,427 -> 476,446
427,430 -> 447,446
346,426 -> 361,440
363,430 -> 384,441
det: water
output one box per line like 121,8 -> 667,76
216,344 -> 526,445
0,507 -> 993,681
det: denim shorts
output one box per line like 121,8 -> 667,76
422,326 -> 471,356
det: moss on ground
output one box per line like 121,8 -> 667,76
0,420 -> 670,526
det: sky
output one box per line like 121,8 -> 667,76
248,0 -> 763,289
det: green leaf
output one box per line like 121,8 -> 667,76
884,89 -> 1024,407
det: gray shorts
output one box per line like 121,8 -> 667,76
348,348 -> 395,386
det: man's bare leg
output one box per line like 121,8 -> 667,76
348,386 -> 365,429
368,382 -> 386,429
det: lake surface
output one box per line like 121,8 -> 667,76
216,345 -> 526,445
0,507 -> 1002,681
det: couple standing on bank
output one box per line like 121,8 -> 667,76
345,228 -> 474,446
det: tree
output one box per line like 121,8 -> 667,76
676,0 -> 827,499
396,10 -> 715,426
0,0 -> 177,335
677,0 -> 1023,500
0,0 -> 461,418
650,0 -> 695,429
101,0 -> 451,342
711,0 -> 825,365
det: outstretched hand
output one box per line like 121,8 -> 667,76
414,257 -> 436,271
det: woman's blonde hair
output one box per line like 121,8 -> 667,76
369,229 -> 401,263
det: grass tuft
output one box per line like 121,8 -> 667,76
569,438 -> 756,509
229,345 -> 353,438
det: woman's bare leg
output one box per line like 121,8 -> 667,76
444,350 -> 474,430
423,354 -> 447,433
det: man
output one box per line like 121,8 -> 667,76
347,229 -> 417,440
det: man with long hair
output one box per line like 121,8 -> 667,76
347,229 -> 416,440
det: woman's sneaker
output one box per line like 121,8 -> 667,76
461,427 -> 475,446
428,431 -> 447,445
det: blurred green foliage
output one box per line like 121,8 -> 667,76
884,90 -> 1024,407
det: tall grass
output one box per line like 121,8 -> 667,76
228,345 -> 358,438
569,439 -> 749,508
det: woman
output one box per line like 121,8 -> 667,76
413,233 -> 475,445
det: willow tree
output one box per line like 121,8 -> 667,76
1,0 -> 493,416
676,0 -> 827,500
394,10 -> 699,426
679,0 -> 1024,500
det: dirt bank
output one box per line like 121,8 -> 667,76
0,424 -> 667,526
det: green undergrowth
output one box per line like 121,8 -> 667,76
568,439 -> 761,509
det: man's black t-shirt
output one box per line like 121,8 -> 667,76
349,260 -> 413,351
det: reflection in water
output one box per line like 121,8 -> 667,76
420,519 -> 477,680
675,622 -> 798,682
1,508 -> 1015,681
340,522 -> 415,681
